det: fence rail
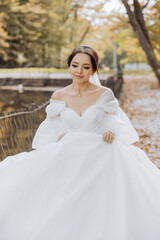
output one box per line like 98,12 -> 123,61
0,101 -> 49,161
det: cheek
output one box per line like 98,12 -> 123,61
86,70 -> 93,76
69,66 -> 75,73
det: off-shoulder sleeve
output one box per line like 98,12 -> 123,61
32,100 -> 68,149
97,88 -> 119,113
97,88 -> 139,144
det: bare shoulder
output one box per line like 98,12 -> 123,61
90,83 -> 106,92
94,85 -> 108,96
51,89 -> 63,101
51,85 -> 72,101
98,86 -> 108,94
94,86 -> 115,100
98,86 -> 113,95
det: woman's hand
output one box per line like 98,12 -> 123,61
103,131 -> 115,144
57,134 -> 66,142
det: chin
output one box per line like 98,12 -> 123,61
74,78 -> 89,84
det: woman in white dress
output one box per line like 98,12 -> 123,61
0,45 -> 160,240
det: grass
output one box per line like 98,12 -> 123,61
0,67 -> 68,73
0,67 -> 154,75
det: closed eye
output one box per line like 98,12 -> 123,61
72,65 -> 90,70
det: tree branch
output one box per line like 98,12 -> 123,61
78,25 -> 90,44
121,0 -> 135,23
133,0 -> 152,47
141,0 -> 150,10
121,0 -> 160,83
113,14 -> 129,24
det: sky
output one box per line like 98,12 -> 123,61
104,0 -> 156,14
104,0 -> 125,14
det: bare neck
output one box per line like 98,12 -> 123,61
71,81 -> 91,96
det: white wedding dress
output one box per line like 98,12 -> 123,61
0,88 -> 160,240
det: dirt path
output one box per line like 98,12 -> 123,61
121,75 -> 160,168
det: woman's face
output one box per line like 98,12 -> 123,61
69,53 -> 94,84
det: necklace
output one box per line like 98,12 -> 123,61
72,82 -> 90,97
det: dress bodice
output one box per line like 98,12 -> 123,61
32,88 -> 139,149
46,89 -> 119,134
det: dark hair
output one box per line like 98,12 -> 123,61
67,45 -> 98,72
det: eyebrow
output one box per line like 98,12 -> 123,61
72,61 -> 90,66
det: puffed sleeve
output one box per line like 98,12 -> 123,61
32,100 -> 68,149
97,88 -> 139,144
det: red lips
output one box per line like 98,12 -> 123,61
75,75 -> 84,79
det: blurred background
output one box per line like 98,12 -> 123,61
0,0 -> 159,70
0,0 -> 160,163
0,0 -> 159,109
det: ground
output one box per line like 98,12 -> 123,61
121,75 -> 160,168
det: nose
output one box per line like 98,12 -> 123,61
77,66 -> 82,73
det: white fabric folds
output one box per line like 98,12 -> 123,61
32,88 -> 138,149
0,87 -> 160,240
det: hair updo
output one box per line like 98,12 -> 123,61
67,45 -> 99,72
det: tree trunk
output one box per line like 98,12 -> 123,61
55,45 -> 61,68
122,0 -> 160,84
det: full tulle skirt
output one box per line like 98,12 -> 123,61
0,132 -> 160,240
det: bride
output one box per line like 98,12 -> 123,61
0,45 -> 160,240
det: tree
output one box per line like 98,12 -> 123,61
121,0 -> 160,83
0,0 -> 44,66
0,0 -> 102,67
108,19 -> 147,64
0,12 -> 9,64
147,1 -> 160,61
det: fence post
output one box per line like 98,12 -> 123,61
31,103 -> 36,138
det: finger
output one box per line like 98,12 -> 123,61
107,134 -> 114,144
108,132 -> 114,138
103,132 -> 115,143
105,133 -> 109,142
103,133 -> 107,141
106,135 -> 111,143
109,137 -> 113,144
107,136 -> 112,143
109,135 -> 114,143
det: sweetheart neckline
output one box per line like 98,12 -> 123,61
50,89 -> 108,118
65,104 -> 96,118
